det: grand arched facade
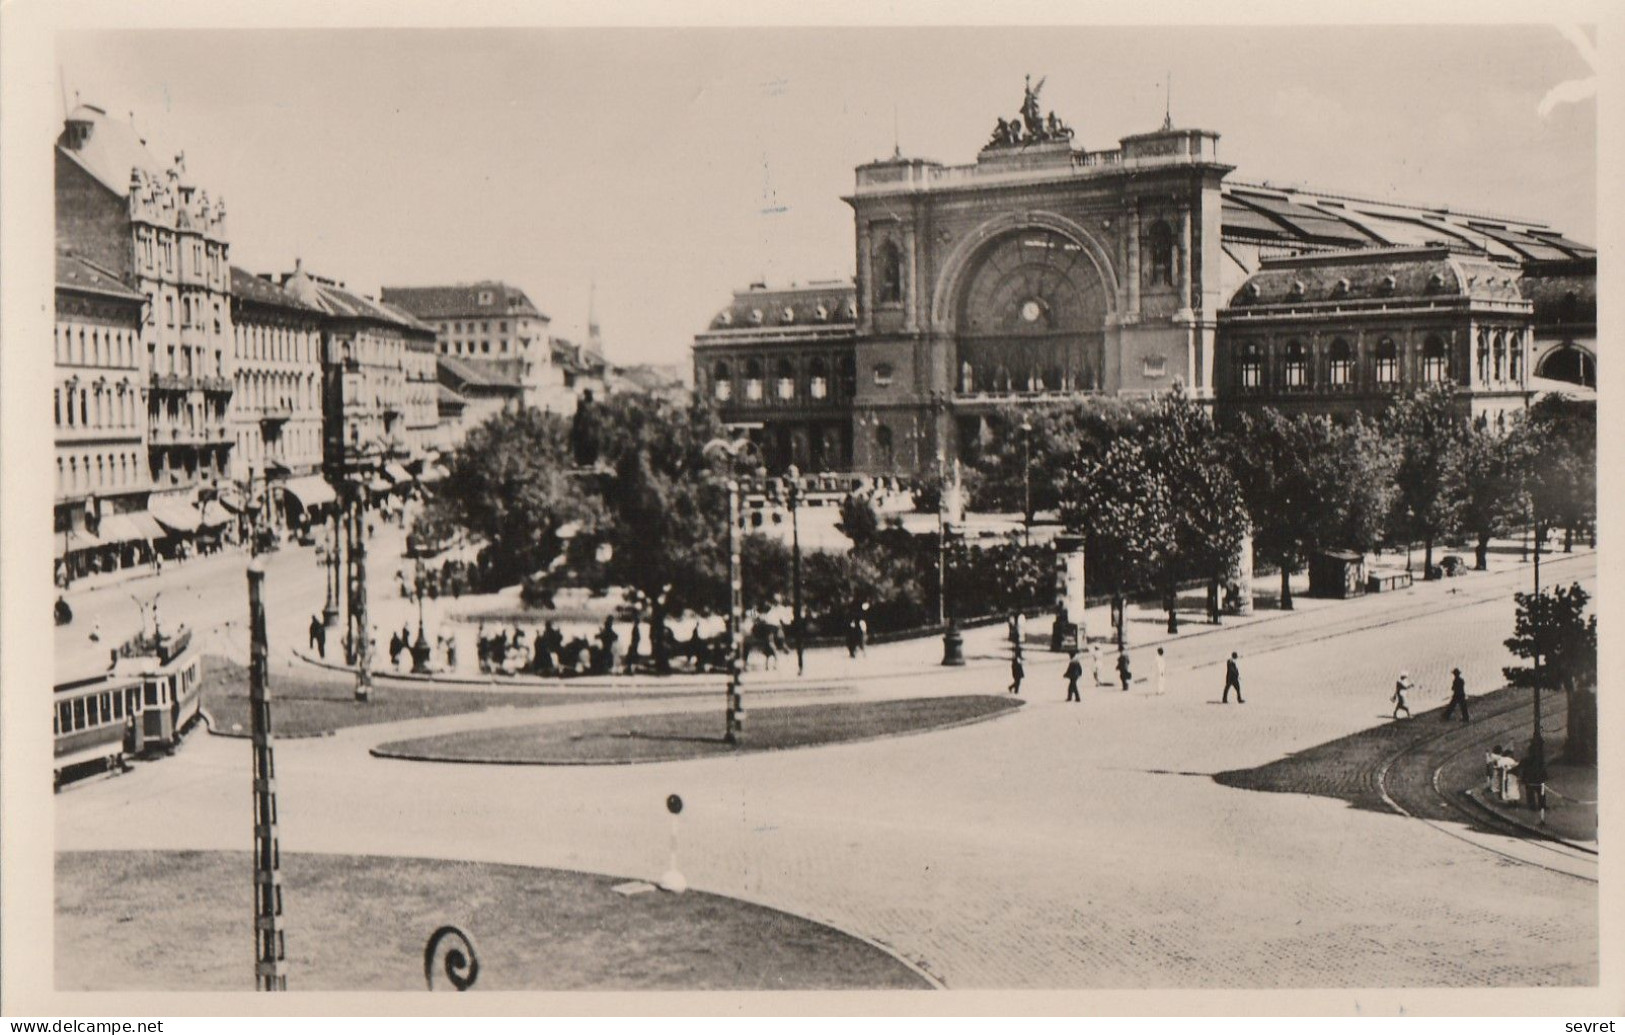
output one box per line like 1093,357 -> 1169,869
949,225 -> 1112,397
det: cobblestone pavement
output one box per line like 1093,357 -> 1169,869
56,553 -> 1598,988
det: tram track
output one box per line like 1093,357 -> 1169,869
1374,691 -> 1596,884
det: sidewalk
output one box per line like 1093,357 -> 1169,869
288,534 -> 1594,693
1468,759 -> 1598,848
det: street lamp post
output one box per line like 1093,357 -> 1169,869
411,558 -> 432,673
1021,416 -> 1033,548
785,465 -> 805,677
704,435 -> 753,744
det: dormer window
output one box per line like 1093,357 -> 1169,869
781,307 -> 795,323
750,309 -> 764,325
873,363 -> 895,388
478,290 -> 494,305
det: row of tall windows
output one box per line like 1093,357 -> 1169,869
237,371 -> 320,411
56,449 -> 143,497
1235,336 -> 1456,390
55,323 -> 138,368
445,320 -> 507,334
711,356 -> 851,402
1475,331 -> 1525,384
56,381 -> 140,430
236,322 -> 317,364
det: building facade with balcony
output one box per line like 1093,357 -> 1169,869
380,281 -> 574,412
56,102 -> 236,506
690,82 -> 1592,476
279,264 -> 429,492
1215,246 -> 1535,423
229,267 -> 328,529
55,253 -> 160,578
403,336 -> 441,459
692,282 -> 858,471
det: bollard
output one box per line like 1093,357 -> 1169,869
658,794 -> 687,893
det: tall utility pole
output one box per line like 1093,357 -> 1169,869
247,557 -> 287,991
350,494 -> 372,702
725,478 -> 744,743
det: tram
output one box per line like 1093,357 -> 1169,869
52,672 -> 140,789
54,625 -> 202,790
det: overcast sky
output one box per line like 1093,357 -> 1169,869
57,24 -> 1596,367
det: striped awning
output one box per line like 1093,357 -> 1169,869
149,498 -> 201,535
198,500 -> 232,530
96,512 -> 154,543
282,475 -> 337,509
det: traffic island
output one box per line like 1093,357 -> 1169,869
199,655 -> 651,738
372,695 -> 1024,765
56,850 -> 933,991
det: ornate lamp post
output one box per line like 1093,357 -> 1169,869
410,557 -> 433,673
1021,416 -> 1033,548
784,464 -> 805,677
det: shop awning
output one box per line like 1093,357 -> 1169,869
55,527 -> 105,557
216,487 -> 247,514
367,477 -> 392,493
128,512 -> 167,541
149,499 -> 201,535
198,500 -> 232,530
282,475 -> 337,509
383,462 -> 414,484
96,513 -> 153,543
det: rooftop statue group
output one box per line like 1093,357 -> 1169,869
985,75 -> 1075,150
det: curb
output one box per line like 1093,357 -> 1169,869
1461,788 -> 1598,855
287,646 -> 856,695
368,695 -> 1025,768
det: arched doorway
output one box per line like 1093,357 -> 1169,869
954,228 -> 1110,396
1536,345 -> 1596,388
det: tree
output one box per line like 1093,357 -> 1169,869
1450,418 -> 1524,570
1504,581 -> 1597,765
1144,394 -> 1248,629
1059,435 -> 1174,646
1383,385 -> 1466,576
1225,409 -> 1396,609
1515,396 -> 1596,552
965,398 -> 1146,515
436,408 -> 600,585
835,492 -> 880,547
591,393 -> 735,672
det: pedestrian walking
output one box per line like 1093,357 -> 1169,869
1441,667 -> 1470,723
1154,647 -> 1166,695
1064,650 -> 1083,702
1222,651 -> 1244,703
1117,649 -> 1132,692
1008,648 -> 1024,695
1089,643 -> 1106,686
310,615 -> 326,659
389,631 -> 404,667
1391,670 -> 1414,719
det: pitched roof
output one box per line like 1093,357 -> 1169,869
1225,246 -> 1528,309
231,266 -> 318,313
381,282 -> 548,322
56,252 -> 145,302
56,104 -> 166,195
438,354 -> 524,391
708,281 -> 858,331
279,268 -> 435,335
437,384 -> 469,406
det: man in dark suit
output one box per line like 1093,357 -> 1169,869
1442,667 -> 1470,723
1064,650 -> 1082,702
1222,651 -> 1245,703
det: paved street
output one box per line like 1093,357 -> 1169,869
56,550 -> 1597,988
